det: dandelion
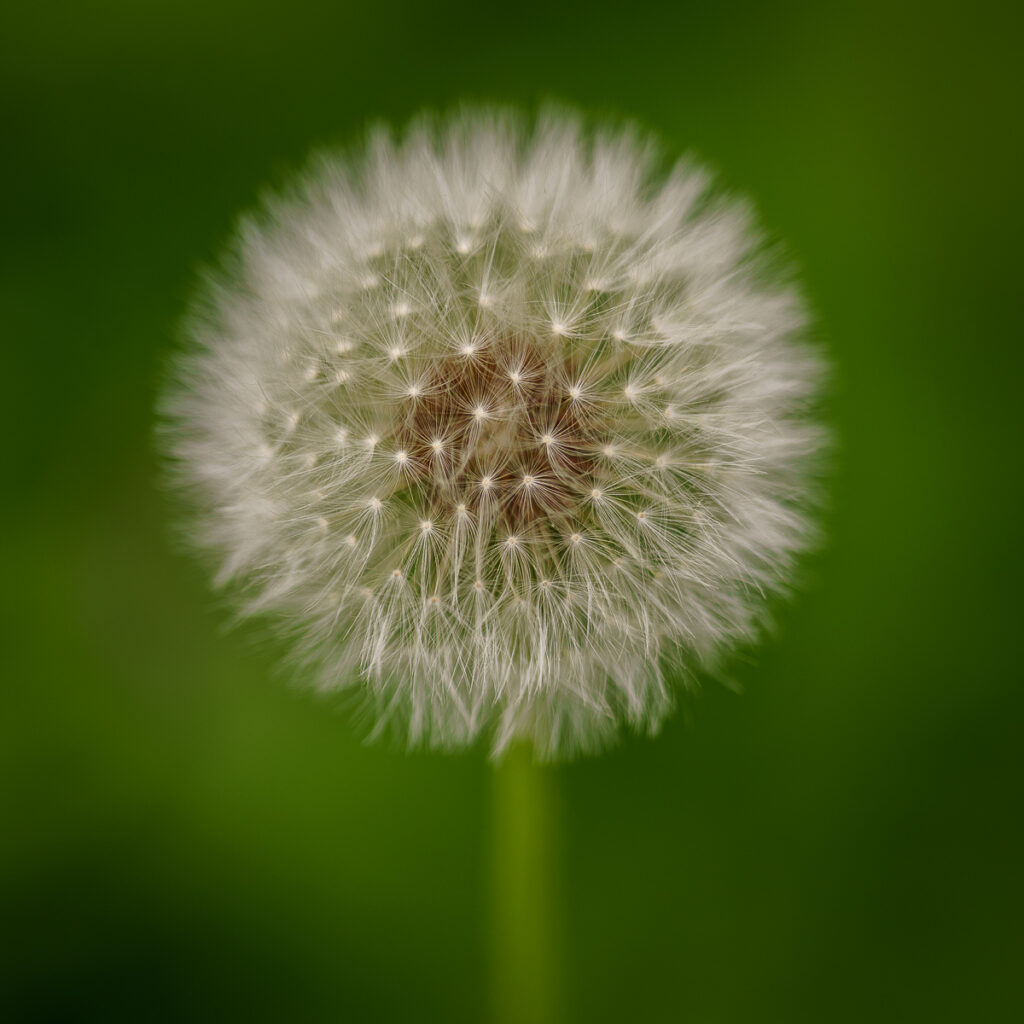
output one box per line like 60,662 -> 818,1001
161,108 -> 826,760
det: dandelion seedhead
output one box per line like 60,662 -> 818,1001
163,109 -> 826,759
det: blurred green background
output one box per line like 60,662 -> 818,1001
2,1 -> 1021,1021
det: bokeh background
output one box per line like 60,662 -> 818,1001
3,2 -> 1021,1021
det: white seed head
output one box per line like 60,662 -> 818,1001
161,108 -> 826,760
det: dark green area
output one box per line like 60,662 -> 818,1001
2,2 -> 1020,1020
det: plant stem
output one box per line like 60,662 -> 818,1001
490,745 -> 561,1024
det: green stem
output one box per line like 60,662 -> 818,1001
490,746 -> 561,1024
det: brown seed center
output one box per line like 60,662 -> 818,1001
395,338 -> 601,531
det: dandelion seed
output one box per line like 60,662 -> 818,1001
161,107 -> 826,760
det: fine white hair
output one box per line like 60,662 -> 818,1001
162,108 -> 826,760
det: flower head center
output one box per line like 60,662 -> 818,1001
394,339 -> 601,530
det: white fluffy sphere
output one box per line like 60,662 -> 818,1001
163,109 -> 826,759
